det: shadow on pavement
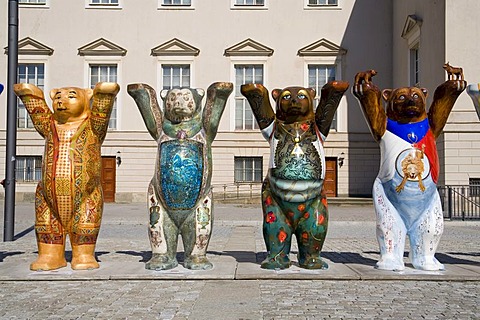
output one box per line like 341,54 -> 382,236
14,225 -> 34,241
0,251 -> 24,262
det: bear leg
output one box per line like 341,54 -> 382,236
183,192 -> 213,270
31,242 -> 67,271
71,244 -> 99,270
31,184 -> 67,271
296,196 -> 329,270
408,191 -> 445,271
146,184 -> 179,271
261,185 -> 292,270
373,179 -> 407,271
70,191 -> 103,270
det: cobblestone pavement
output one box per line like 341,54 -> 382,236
0,280 -> 478,319
0,202 -> 479,319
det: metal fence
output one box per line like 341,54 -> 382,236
438,185 -> 480,220
212,183 -> 262,202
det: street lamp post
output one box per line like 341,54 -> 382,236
4,0 -> 19,242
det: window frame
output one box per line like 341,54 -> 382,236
83,56 -> 122,130
234,156 -> 263,183
303,56 -> 345,132
231,0 -> 267,10
19,0 -> 49,7
410,46 -> 420,87
304,0 -> 341,10
156,56 -> 195,95
232,62 -> 265,131
161,64 -> 192,90
85,0 -> 122,9
15,156 -> 42,183
17,58 -> 49,130
158,0 -> 194,10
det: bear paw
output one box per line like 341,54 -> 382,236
412,256 -> 445,271
261,254 -> 291,270
30,256 -> 67,271
298,256 -> 329,270
184,255 -> 213,270
145,253 -> 178,271
375,255 -> 405,271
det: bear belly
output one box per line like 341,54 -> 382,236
382,173 -> 438,228
271,133 -> 323,181
158,139 -> 204,210
52,127 -> 76,226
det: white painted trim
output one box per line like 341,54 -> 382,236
82,56 -> 123,130
303,0 -> 342,10
85,0 -> 122,9
19,0 -> 50,9
302,56 -> 346,132
228,56 -> 269,131
230,0 -> 268,10
158,0 -> 195,10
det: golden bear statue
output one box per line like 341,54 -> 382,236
14,82 -> 120,271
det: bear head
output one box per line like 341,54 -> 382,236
49,87 -> 93,124
160,88 -> 205,123
382,86 -> 428,123
272,86 -> 316,123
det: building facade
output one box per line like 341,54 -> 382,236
0,0 -> 478,202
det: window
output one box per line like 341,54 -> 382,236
90,0 -> 118,4
162,0 -> 191,5
308,64 -> 337,129
89,64 -> 118,129
410,47 -> 419,86
19,0 -> 46,4
235,65 -> 263,130
162,65 -> 190,90
86,0 -> 121,9
470,178 -> 480,197
17,64 -> 45,129
16,156 -> 42,182
308,0 -> 337,5
235,0 -> 264,5
234,157 -> 262,183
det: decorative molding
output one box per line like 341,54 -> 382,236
78,38 -> 127,56
151,38 -> 200,56
224,38 -> 274,57
4,37 -> 54,55
297,38 -> 346,57
401,15 -> 422,40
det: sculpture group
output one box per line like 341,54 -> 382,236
13,62 -> 470,273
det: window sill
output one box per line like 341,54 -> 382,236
158,5 -> 194,10
230,5 -> 267,10
304,5 -> 341,10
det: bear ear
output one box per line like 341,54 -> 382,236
381,89 -> 393,102
160,89 -> 169,100
306,87 -> 316,100
420,87 -> 428,98
49,88 -> 59,101
85,88 -> 93,101
272,89 -> 282,101
195,88 -> 205,98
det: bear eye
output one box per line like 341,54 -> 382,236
282,94 -> 291,100
297,94 -> 306,99
399,95 -> 406,100
413,93 -> 419,99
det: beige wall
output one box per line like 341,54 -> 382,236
0,0 -> 403,201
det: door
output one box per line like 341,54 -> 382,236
324,157 -> 337,197
101,156 -> 116,203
